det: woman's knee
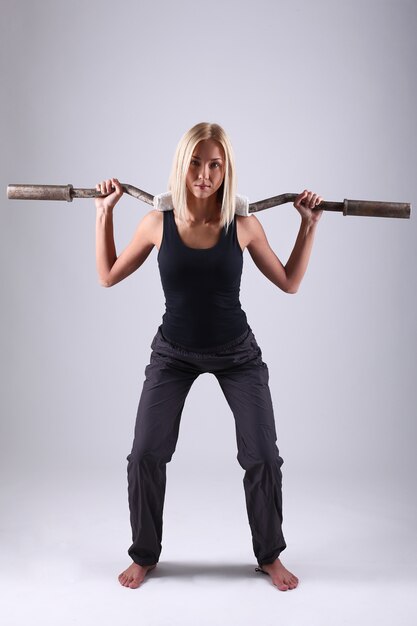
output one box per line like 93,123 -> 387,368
237,444 -> 283,470
127,443 -> 175,466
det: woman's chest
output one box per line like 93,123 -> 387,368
153,211 -> 248,252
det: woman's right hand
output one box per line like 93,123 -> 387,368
95,177 -> 124,212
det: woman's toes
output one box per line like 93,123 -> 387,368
277,581 -> 289,591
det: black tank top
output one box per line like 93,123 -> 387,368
157,209 -> 249,350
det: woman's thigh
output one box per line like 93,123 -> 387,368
129,350 -> 199,462
213,346 -> 280,467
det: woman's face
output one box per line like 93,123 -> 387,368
185,139 -> 225,201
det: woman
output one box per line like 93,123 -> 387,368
95,122 -> 323,591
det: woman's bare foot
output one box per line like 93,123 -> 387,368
118,562 -> 157,588
257,558 -> 299,591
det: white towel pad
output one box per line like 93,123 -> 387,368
153,191 -> 250,216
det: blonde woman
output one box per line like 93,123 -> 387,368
95,122 -> 323,591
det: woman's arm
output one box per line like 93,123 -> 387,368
246,189 -> 323,294
95,177 -> 155,288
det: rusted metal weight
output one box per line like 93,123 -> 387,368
6,183 -> 411,218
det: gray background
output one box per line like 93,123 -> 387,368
1,0 -> 416,624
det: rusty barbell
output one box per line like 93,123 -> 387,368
6,183 -> 411,218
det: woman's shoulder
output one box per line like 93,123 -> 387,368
145,209 -> 164,248
235,214 -> 268,251
235,213 -> 259,251
235,213 -> 259,234
148,208 -> 164,221
236,213 -> 263,230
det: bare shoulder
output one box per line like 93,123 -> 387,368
137,208 -> 163,247
143,208 -> 163,226
235,214 -> 266,252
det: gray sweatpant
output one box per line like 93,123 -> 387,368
126,323 -> 287,567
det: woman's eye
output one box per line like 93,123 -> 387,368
189,160 -> 221,171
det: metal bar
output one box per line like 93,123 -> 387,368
6,183 -> 155,205
6,183 -> 411,219
248,193 -> 344,214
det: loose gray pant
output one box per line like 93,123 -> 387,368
126,324 -> 286,567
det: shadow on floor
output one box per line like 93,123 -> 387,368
148,561 -> 263,579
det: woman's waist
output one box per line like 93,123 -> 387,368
159,314 -> 250,353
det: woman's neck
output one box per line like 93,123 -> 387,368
184,190 -> 222,225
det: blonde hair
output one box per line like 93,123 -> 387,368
168,122 -> 237,233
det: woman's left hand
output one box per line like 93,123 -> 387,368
293,189 -> 324,224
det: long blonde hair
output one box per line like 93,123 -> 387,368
168,122 -> 237,233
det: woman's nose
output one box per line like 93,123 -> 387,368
198,164 -> 210,179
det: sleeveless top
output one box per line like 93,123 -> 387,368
157,209 -> 249,350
